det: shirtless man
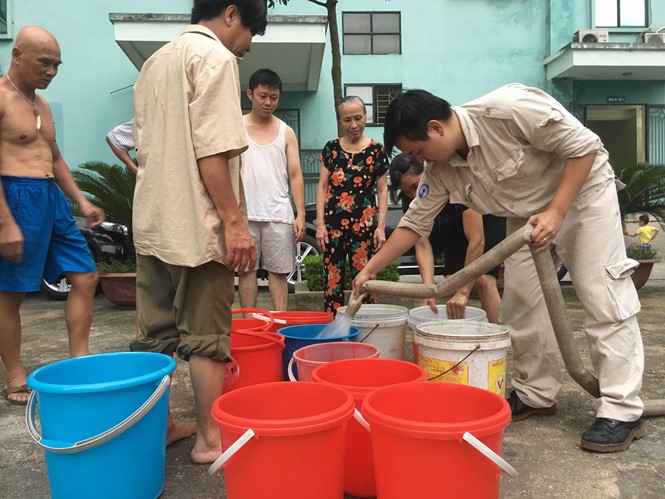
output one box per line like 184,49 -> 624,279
0,26 -> 104,405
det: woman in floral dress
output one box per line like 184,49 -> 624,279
315,96 -> 389,313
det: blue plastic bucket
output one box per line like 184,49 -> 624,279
279,323 -> 360,380
26,352 -> 176,499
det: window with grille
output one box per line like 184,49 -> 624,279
594,0 -> 647,28
342,12 -> 401,55
345,84 -> 402,125
0,0 -> 10,39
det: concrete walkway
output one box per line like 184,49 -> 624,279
1,271 -> 664,498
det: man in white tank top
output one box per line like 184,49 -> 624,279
238,69 -> 305,310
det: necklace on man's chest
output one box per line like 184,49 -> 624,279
6,75 -> 41,130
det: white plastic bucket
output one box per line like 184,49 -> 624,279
407,305 -> 488,331
408,305 -> 488,364
336,305 -> 409,360
415,321 -> 511,396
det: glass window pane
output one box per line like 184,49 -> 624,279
0,0 -> 7,35
343,13 -> 370,34
620,0 -> 646,27
345,86 -> 374,105
595,0 -> 617,27
372,13 -> 400,33
372,35 -> 400,55
344,35 -> 371,54
365,105 -> 375,124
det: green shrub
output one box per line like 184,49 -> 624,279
626,243 -> 659,260
302,254 -> 400,291
97,260 -> 137,274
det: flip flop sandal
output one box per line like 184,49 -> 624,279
3,384 -> 32,406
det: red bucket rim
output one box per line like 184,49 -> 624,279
230,331 -> 285,351
362,382 -> 511,438
311,358 -> 427,399
293,341 -> 380,363
212,381 -> 354,436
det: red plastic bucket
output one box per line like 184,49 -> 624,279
210,381 -> 355,499
289,342 -> 381,382
231,308 -> 274,332
224,331 -> 285,392
265,311 -> 334,333
311,358 -> 426,498
362,382 -> 513,499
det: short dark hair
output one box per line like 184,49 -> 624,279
383,89 -> 453,156
388,153 -> 424,203
639,214 -> 650,224
249,68 -> 282,92
335,95 -> 366,120
191,0 -> 267,36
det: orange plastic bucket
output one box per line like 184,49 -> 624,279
311,358 -> 426,498
210,381 -> 355,499
265,311 -> 334,333
289,342 -> 380,382
224,331 -> 285,392
362,382 -> 513,499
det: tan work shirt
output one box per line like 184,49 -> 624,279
133,25 -> 248,267
399,83 -> 615,238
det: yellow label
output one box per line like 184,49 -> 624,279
488,358 -> 507,396
419,355 -> 468,384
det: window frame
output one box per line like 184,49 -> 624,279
342,11 -> 402,55
0,0 -> 12,40
592,0 -> 649,30
344,83 -> 403,126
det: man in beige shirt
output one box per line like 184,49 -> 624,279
0,26 -> 104,405
131,0 -> 266,464
353,84 -> 644,453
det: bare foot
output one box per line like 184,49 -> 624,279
191,434 -> 222,464
166,423 -> 196,447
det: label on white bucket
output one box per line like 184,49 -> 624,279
415,321 -> 510,396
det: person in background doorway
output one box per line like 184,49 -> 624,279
316,96 -> 389,313
353,84 -> 645,453
624,214 -> 659,251
0,26 -> 104,405
131,0 -> 266,463
238,68 -> 305,311
389,153 -> 504,323
105,119 -> 138,174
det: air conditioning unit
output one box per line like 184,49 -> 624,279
574,29 -> 609,43
643,33 -> 665,45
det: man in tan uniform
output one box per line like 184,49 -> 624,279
131,0 -> 266,464
353,84 -> 644,453
0,26 -> 104,405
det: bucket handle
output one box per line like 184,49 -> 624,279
351,412 -> 516,477
287,357 -> 297,382
249,313 -> 287,325
208,428 -> 256,476
231,329 -> 285,347
25,375 -> 171,455
462,432 -> 518,477
232,308 -> 275,330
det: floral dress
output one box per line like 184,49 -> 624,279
319,138 -> 389,312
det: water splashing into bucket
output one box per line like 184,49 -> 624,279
314,314 -> 353,339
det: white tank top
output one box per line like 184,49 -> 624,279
240,120 -> 294,223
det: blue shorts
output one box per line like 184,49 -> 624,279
0,176 -> 97,293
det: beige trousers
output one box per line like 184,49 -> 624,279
502,180 -> 644,421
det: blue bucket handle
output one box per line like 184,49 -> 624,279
25,375 -> 171,454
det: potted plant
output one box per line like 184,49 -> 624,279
615,163 -> 665,289
625,244 -> 661,290
73,161 -> 137,307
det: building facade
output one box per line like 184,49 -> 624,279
1,0 -> 664,203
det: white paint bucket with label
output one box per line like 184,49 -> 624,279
414,321 -> 511,396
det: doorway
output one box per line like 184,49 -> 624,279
585,105 -> 645,170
